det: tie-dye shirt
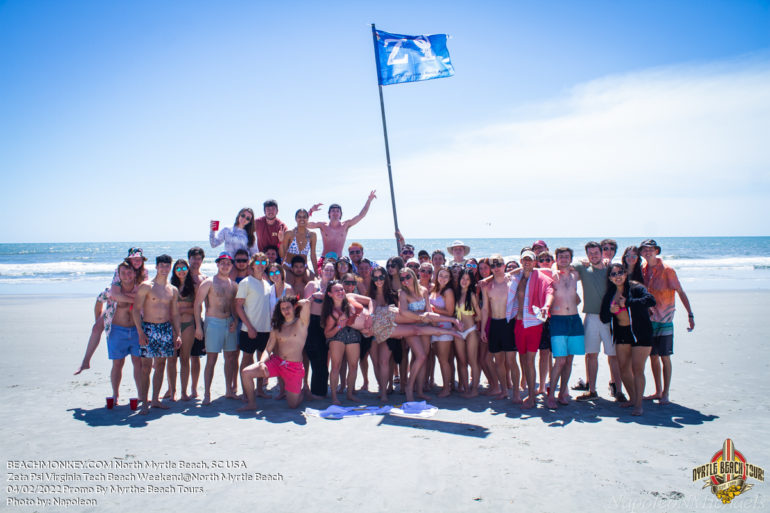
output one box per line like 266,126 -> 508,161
642,259 -> 681,323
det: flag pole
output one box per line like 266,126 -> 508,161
371,23 -> 402,254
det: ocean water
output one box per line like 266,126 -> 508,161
1,237 -> 769,295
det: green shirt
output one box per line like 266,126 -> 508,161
574,262 -> 608,314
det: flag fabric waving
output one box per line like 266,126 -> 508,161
373,29 -> 454,86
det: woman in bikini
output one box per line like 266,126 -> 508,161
303,261 -> 336,399
600,263 -> 656,416
430,267 -> 458,397
322,280 -> 374,405
167,259 -> 197,401
278,208 -> 318,276
456,268 -> 482,398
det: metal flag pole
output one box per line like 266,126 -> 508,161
371,23 -> 402,254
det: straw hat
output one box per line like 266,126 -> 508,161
446,240 -> 471,256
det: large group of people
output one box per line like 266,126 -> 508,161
75,194 -> 695,417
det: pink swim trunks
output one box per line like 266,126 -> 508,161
263,354 -> 305,394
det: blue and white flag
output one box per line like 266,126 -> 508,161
374,29 -> 454,86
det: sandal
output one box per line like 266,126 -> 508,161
571,378 -> 589,391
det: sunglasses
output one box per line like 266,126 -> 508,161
372,275 -> 386,282
235,258 -> 249,263
343,280 -> 357,286
465,263 -> 478,269
239,213 -> 252,221
490,262 -> 504,268
387,263 -> 399,268
349,249 -> 362,254
398,274 -> 412,280
254,260 -> 268,266
268,271 -> 281,276
401,250 -> 414,256
538,257 -> 553,263
610,271 -> 626,277
175,266 -> 188,272
418,269 -> 432,274
407,264 -> 419,270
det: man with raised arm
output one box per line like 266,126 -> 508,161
306,190 -> 377,258
238,296 -> 311,410
546,247 -> 585,408
195,252 -> 239,405
132,254 -> 182,414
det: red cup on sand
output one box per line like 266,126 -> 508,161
211,220 -> 220,231
106,397 -> 115,409
129,398 -> 138,411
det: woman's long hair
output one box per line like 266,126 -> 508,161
455,268 -> 477,313
622,246 -> 644,283
234,207 -> 256,248
320,280 -> 351,327
368,267 -> 397,306
170,259 -> 195,299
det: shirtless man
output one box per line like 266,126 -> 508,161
238,296 -> 311,410
546,248 -> 585,408
640,239 -> 694,405
285,255 -> 312,291
195,252 -> 239,405
235,253 -> 272,399
187,247 -> 207,287
306,190 -> 376,257
480,254 -> 519,402
132,254 -> 182,414
105,262 -> 142,404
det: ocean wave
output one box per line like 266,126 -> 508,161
0,261 -> 120,277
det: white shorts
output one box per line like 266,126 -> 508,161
583,313 -> 615,356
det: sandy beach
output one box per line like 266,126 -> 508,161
1,290 -> 768,512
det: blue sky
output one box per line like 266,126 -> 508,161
1,0 -> 768,242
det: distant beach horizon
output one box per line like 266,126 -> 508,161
2,236 -> 769,295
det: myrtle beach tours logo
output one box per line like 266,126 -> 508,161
693,439 -> 764,504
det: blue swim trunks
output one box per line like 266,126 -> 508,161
107,325 -> 141,359
141,321 -> 174,358
549,314 -> 585,357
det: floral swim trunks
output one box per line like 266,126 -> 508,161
141,321 -> 174,358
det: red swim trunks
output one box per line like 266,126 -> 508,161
514,320 -> 544,354
263,354 -> 305,394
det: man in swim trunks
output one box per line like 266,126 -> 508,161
480,254 -> 519,401
235,253 -> 272,399
106,262 -> 142,404
195,252 -> 239,405
132,254 -> 182,414
546,247 -> 585,408
573,241 -> 623,401
306,190 -> 377,257
238,296 -> 311,410
255,199 -> 288,253
506,251 -> 554,409
640,239 -> 694,405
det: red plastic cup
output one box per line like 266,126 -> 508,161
129,398 -> 138,411
106,397 -> 115,409
211,220 -> 220,231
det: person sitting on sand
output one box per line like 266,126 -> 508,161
194,252 -> 239,405
132,254 -> 182,414
600,262 -> 656,416
238,296 -> 312,410
105,262 -> 142,406
306,190 -> 377,258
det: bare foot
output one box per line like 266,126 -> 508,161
461,389 -> 479,399
495,390 -> 508,400
190,390 -> 198,399
202,394 -> 211,405
180,394 -> 191,401
537,387 -> 547,396
359,382 -> 370,392
437,389 -> 451,398
256,388 -> 269,398
151,400 -> 170,410
510,393 -> 523,405
632,406 -> 644,416
644,393 -> 661,401
659,395 -> 670,405
484,386 -> 502,396
347,392 -> 360,402
379,394 -> 388,402
236,403 -> 258,412
557,395 -> 570,406
225,392 -> 238,400
521,398 -> 534,409
546,396 -> 558,409
74,361 -> 90,375
619,400 -> 633,408
417,392 -> 430,401
162,390 -> 171,399
139,405 -> 150,415
331,396 -> 341,406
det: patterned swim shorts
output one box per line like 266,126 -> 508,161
142,321 -> 174,358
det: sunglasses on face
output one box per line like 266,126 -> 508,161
372,275 -> 386,282
399,274 -> 412,280
538,257 -> 553,263
254,260 -> 268,266
268,271 -> 281,276
235,258 -> 249,263
349,249 -> 362,254
175,266 -> 188,272
407,264 -> 419,270
401,250 -> 414,256
610,271 -> 626,277
490,262 -> 504,268
343,280 -> 357,286
239,213 -> 252,220
419,269 -> 432,274
466,263 -> 478,269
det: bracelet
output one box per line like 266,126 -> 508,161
688,313 -> 694,318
